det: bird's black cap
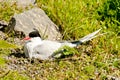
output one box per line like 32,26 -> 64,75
29,28 -> 41,38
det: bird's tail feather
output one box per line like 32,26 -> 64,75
79,28 -> 102,43
71,28 -> 103,46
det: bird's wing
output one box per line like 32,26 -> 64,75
32,40 -> 62,60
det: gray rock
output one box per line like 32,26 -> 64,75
7,8 -> 61,40
0,20 -> 8,30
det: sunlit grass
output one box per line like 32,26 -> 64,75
37,0 -> 102,40
0,40 -> 18,49
0,71 -> 29,80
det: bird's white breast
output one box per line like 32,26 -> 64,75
24,37 -> 42,58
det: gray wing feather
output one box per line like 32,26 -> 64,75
33,40 -> 62,60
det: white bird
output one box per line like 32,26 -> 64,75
23,29 -> 102,60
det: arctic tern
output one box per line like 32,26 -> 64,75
23,29 -> 102,60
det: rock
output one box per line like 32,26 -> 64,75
0,31 -> 6,40
0,0 -> 36,8
7,8 -> 61,40
0,20 -> 8,39
0,20 -> 8,30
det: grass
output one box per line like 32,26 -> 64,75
0,2 -> 22,22
37,0 -> 102,40
0,71 -> 29,80
0,0 -> 120,79
0,40 -> 18,49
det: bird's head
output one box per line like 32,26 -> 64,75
23,28 -> 42,42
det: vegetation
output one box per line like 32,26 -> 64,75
0,40 -> 18,49
0,2 -> 23,22
0,0 -> 120,79
0,71 -> 29,80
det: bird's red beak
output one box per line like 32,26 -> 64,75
23,36 -> 31,40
